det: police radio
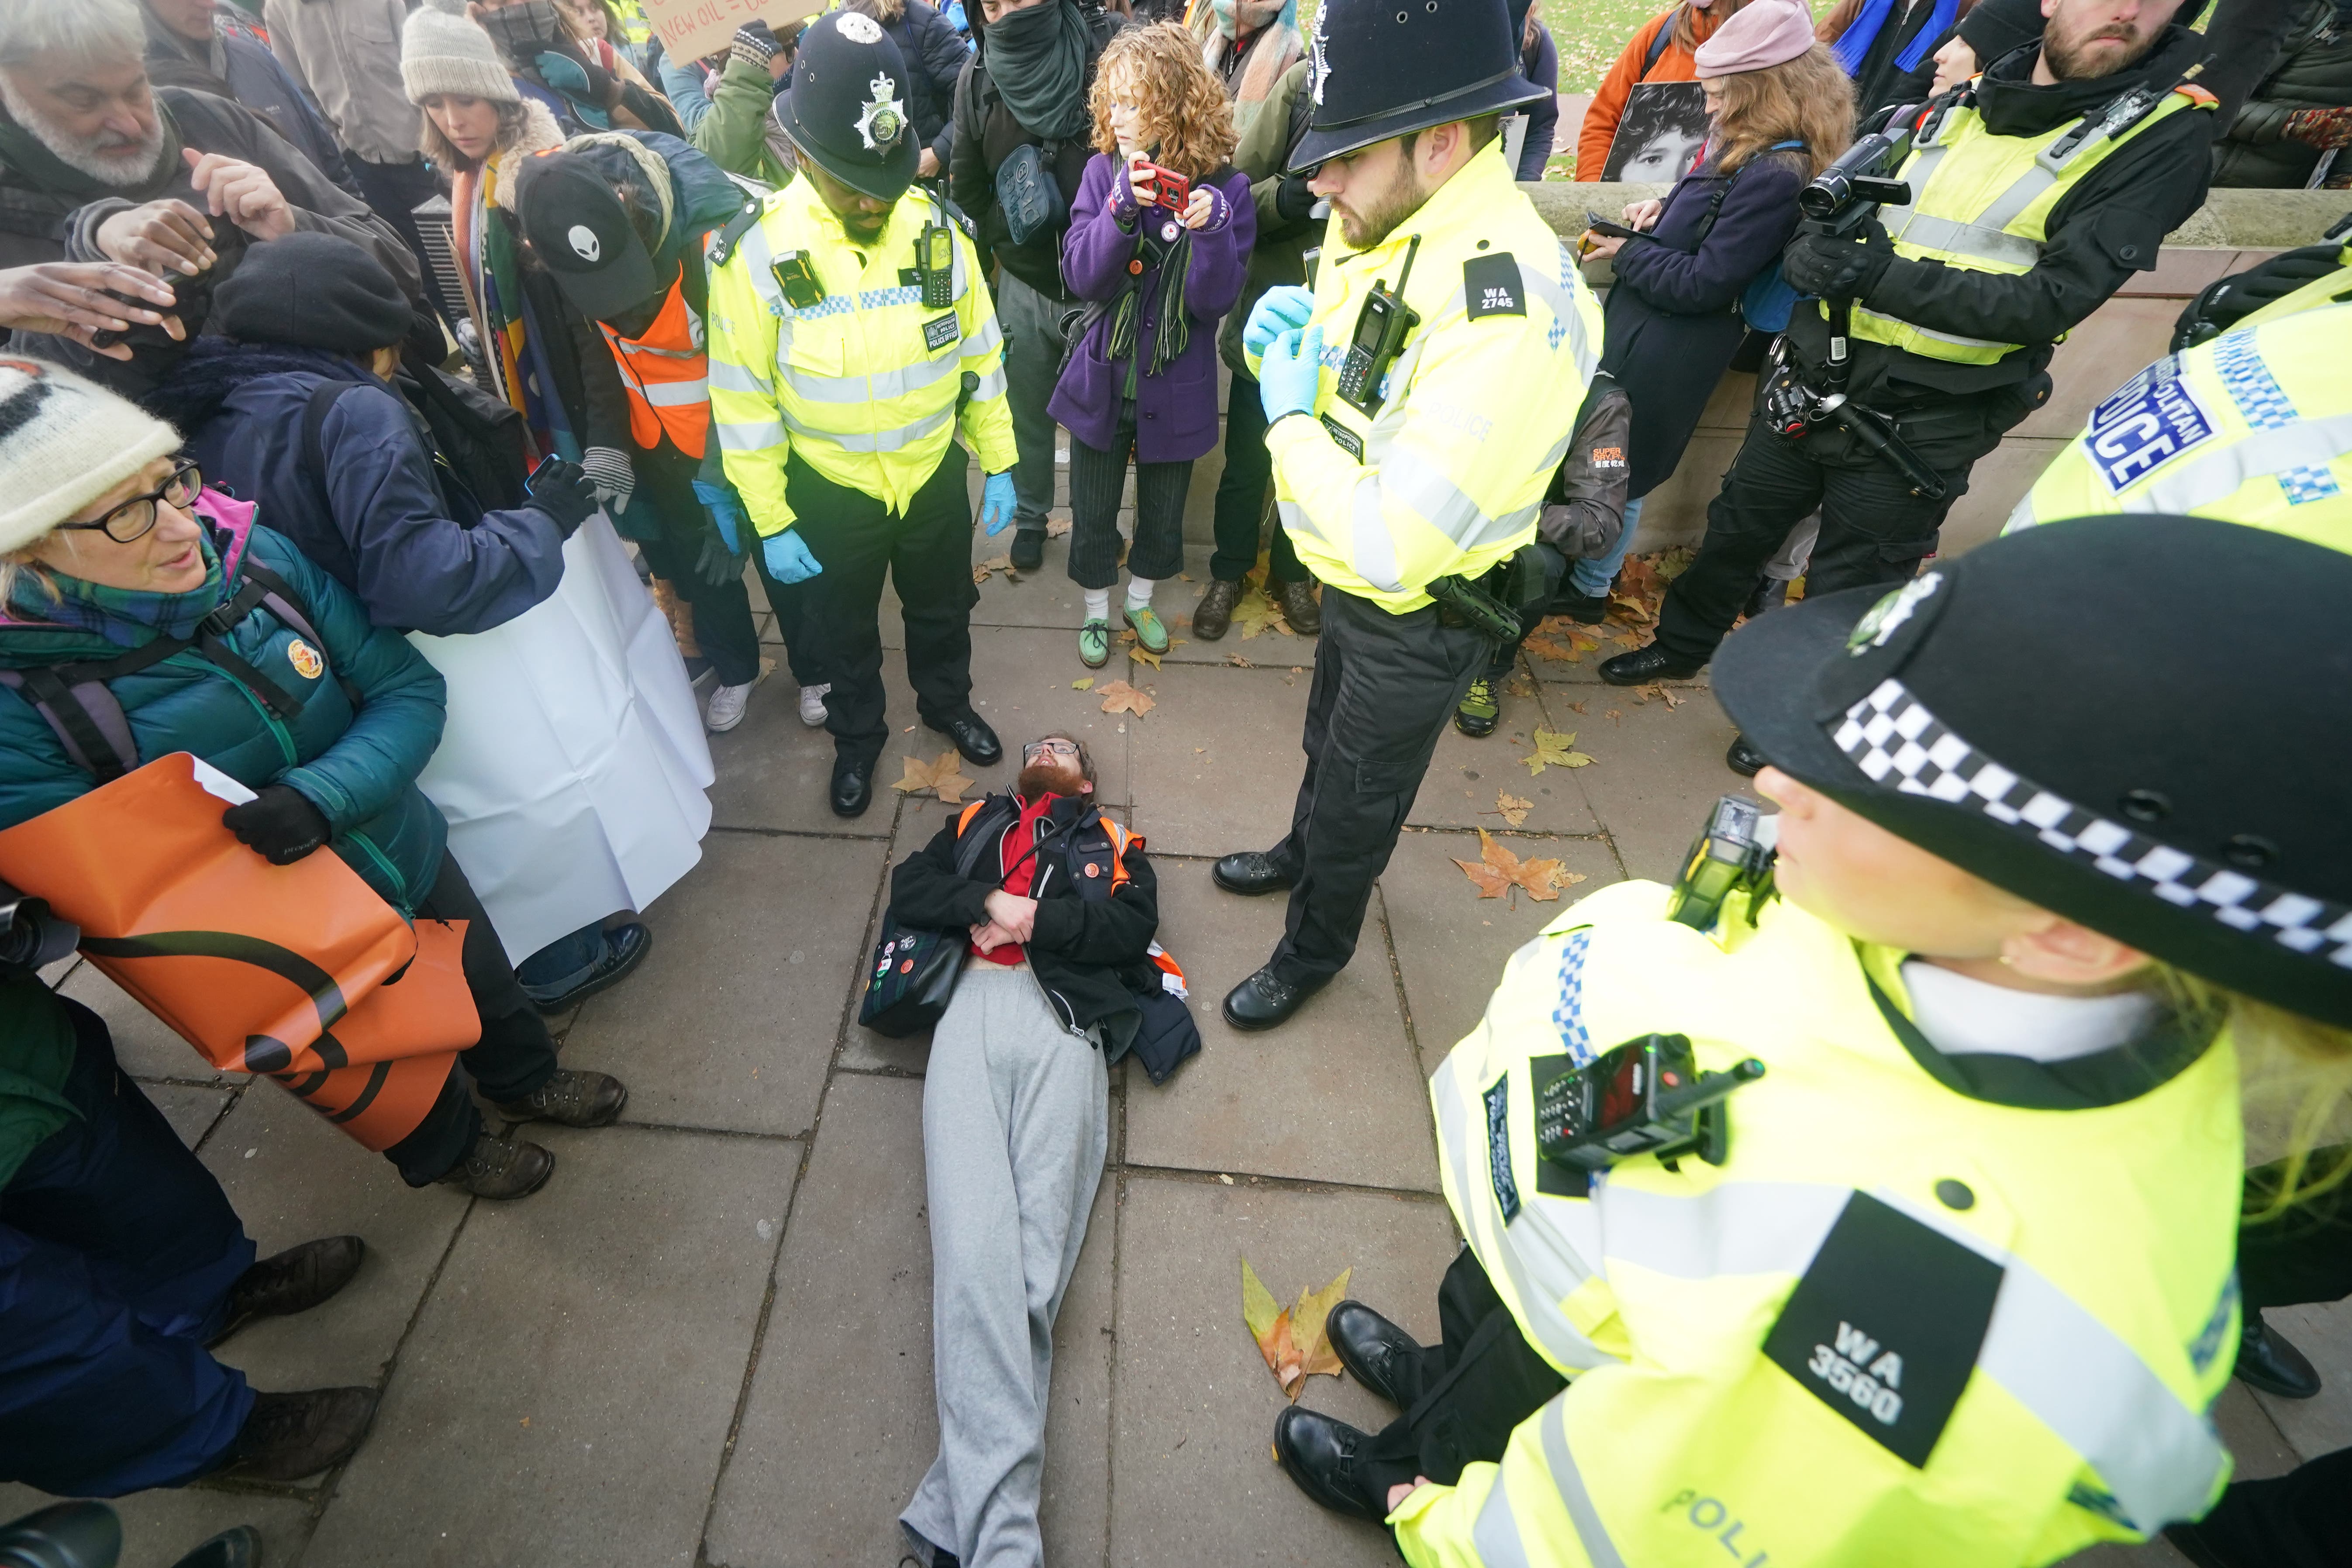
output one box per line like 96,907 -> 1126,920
1668,794 -> 1779,931
1536,1033 -> 1765,1172
771,250 -> 826,310
1337,234 -> 1421,416
917,221 -> 955,310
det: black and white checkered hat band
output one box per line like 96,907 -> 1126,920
1833,679 -> 2352,972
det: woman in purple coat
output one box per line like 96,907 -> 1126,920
1048,24 -> 1255,668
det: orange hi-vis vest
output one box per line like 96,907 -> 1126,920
599,272 -> 712,458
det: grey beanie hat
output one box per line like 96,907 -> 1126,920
401,0 -> 520,104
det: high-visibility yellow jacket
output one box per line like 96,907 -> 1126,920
1249,143 -> 1602,613
1404,877 -> 2241,1568
704,177 -> 1016,534
1848,87 -> 2213,365
2005,302 -> 2352,549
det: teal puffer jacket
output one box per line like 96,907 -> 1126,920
0,506 -> 451,913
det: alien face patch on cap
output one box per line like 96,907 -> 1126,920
567,224 -> 601,262
836,11 -> 884,42
858,70 -> 906,149
1845,572 -> 1942,657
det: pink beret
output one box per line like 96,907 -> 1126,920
1691,0 -> 1817,75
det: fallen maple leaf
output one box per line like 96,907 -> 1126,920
1495,791 -> 1532,827
1523,730 -> 1594,774
1454,828 -> 1581,903
890,748 -> 974,803
1226,652 -> 1253,668
1046,514 -> 1072,537
973,554 -> 1016,585
1098,679 -> 1154,717
1232,586 -> 1288,640
1288,1268 -> 1354,1388
1242,1260 -> 1354,1400
1121,631 -> 1163,670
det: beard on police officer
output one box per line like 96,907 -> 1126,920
1335,144 -> 1428,251
2038,0 -> 2172,81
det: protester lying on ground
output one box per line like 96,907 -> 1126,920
0,360 -> 628,1202
0,0 -> 426,393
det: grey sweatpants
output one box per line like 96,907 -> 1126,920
901,963 -> 1109,1568
994,270 -> 1074,534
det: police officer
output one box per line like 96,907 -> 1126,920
1208,0 -> 1604,1030
516,134 -> 826,735
705,11 -> 1019,817
1271,514 -> 2352,1566
1602,0 -> 2220,776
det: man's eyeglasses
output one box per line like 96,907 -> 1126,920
59,458 -> 202,544
1021,739 -> 1080,761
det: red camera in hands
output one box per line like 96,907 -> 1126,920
1136,162 -> 1190,212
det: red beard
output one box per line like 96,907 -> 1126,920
1017,759 -> 1087,799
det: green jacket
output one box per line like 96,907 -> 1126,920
1218,57 -> 1314,377
0,972 -> 77,1189
692,54 -> 794,190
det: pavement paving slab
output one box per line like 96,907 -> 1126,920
1123,872 -> 1442,1193
954,625 -> 1135,807
303,1124 -> 797,1568
61,964 -> 243,1087
1562,689 -> 1753,882
1124,661 -> 1310,859
562,832 -> 887,1138
1108,1172 -> 1460,1568
2252,1296 -> 2352,1458
197,1085 -> 472,1394
1379,832 -> 1624,1074
0,1485 -> 316,1568
144,1082 -> 234,1150
1407,690 -> 1603,837
704,647 -> 912,836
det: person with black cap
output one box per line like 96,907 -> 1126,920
516,131 -> 831,736
706,11 -> 1019,817
1205,0 -> 1604,1030
1271,513 -> 2352,1568
1600,0 -> 2222,783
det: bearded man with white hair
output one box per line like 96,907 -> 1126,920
0,0 -> 422,392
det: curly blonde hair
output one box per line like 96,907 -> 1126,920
1088,22 -> 1235,183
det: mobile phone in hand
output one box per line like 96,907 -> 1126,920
525,454 -> 564,495
1583,210 -> 1646,242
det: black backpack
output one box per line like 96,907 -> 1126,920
300,355 -> 532,524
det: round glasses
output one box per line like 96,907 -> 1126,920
1021,739 -> 1080,761
60,458 -> 202,544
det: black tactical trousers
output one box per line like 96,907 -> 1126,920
1264,586 -> 1490,984
1652,380 -> 2040,667
632,439 -> 817,689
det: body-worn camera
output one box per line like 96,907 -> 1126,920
917,222 -> 955,309
1338,234 -> 1421,417
771,251 -> 826,310
1536,1032 -> 1765,1172
1668,793 -> 1778,931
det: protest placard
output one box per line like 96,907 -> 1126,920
640,0 -> 824,68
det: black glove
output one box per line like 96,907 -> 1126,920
732,20 -> 780,69
2171,243 -> 2348,350
690,522 -> 746,588
1783,220 -> 1894,303
525,458 -> 598,535
1274,172 -> 1317,225
222,784 -> 331,865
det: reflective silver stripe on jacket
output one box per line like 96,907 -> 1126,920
2109,413 -> 2352,515
716,417 -> 785,451
1384,448 -> 1543,553
1884,211 -> 2043,270
1601,1180 -> 1850,1280
1431,1067 -> 1611,1373
1851,306 -> 2012,352
1471,1466 -> 1532,1568
709,358 -> 773,396
781,403 -> 953,453
1543,1397 -> 1630,1568
779,348 -> 964,404
962,314 -> 1004,357
965,365 -> 1009,402
635,376 -> 710,407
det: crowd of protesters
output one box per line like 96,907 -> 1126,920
0,0 -> 2344,1562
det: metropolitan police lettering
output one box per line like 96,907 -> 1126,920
2084,355 -> 2216,493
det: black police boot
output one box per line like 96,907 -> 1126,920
1742,576 -> 1790,619
1276,578 -> 1321,634
208,1236 -> 366,1347
1222,964 -> 1328,1031
1213,850 -> 1296,896
1328,1300 -> 1425,1406
169,1527 -> 262,1568
2234,1313 -> 2321,1399
1009,528 -> 1045,572
1271,1406 -> 1380,1522
928,709 -> 1003,767
524,922 -> 652,1013
1725,734 -> 1768,777
214,1388 -> 379,1482
1599,643 -> 1706,686
832,752 -> 876,817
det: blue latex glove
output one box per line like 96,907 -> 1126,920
978,470 -> 1017,535
692,479 -> 747,553
763,528 -> 823,584
1244,285 -> 1316,360
1258,324 -> 1324,424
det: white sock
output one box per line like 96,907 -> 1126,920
1083,587 -> 1111,621
1125,576 -> 1157,610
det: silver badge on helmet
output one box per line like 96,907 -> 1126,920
1307,7 -> 1329,106
1845,572 -> 1942,656
857,70 -> 906,150
836,11 -> 884,42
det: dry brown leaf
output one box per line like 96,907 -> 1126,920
1495,791 -> 1533,827
891,748 -> 975,803
1453,828 -> 1580,903
1605,709 -> 1623,723
1225,652 -> 1254,668
1046,514 -> 1073,538
1289,1268 -> 1355,1387
1232,586 -> 1288,640
1243,1260 -> 1354,1400
1098,679 -> 1155,717
973,554 -> 1017,585
1121,631 -> 1164,671
1639,682 -> 1685,710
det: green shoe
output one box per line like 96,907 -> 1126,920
1079,618 -> 1112,668
1123,603 -> 1171,655
1454,676 -> 1500,738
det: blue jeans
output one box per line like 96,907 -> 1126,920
1570,494 -> 1642,599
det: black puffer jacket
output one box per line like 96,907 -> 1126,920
2212,0 -> 2352,189
889,791 -> 1159,1053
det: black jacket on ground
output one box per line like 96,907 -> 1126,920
948,0 -> 1126,302
890,792 -> 1159,1051
1786,24 -> 2219,406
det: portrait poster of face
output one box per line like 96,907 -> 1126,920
1603,81 -> 1712,183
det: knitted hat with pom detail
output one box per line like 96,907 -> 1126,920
0,359 -> 181,558
402,0 -> 520,105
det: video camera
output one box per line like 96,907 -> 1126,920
0,876 -> 79,974
1762,105 -> 1951,500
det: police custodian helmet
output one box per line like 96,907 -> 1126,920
1288,0 -> 1549,172
1714,516 -> 2352,1030
774,10 -> 919,202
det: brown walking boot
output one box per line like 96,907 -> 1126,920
1276,578 -> 1321,634
1193,578 -> 1242,640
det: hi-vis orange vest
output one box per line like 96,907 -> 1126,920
599,272 -> 712,458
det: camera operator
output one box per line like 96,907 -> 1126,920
1601,0 -> 2220,776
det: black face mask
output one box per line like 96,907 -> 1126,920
482,0 -> 566,61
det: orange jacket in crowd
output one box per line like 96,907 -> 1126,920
1576,0 -> 1746,178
